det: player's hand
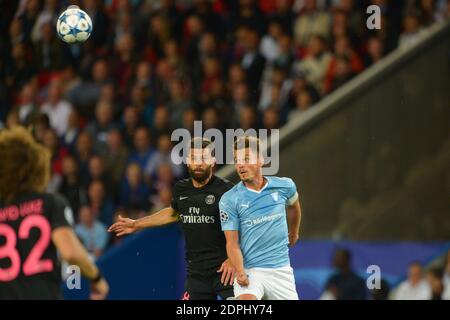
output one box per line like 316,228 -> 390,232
90,277 -> 109,300
217,259 -> 236,286
108,215 -> 137,236
289,232 -> 299,247
236,272 -> 249,287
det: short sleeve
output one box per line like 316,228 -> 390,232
219,193 -> 240,231
50,194 -> 74,230
283,178 -> 298,205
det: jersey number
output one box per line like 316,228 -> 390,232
0,216 -> 53,281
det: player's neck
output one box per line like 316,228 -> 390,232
192,173 -> 213,188
243,175 -> 266,191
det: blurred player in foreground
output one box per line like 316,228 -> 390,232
108,138 -> 235,300
220,136 -> 301,300
0,127 -> 108,299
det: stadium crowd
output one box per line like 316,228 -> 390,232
0,0 -> 449,262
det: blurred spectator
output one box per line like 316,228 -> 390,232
87,155 -> 114,197
321,248 -> 367,300
398,13 -> 426,49
102,128 -> 130,186
426,267 -> 444,300
62,110 -> 81,151
88,180 -> 115,227
85,100 -> 116,153
33,21 -> 65,72
394,262 -> 431,300
121,106 -> 143,149
129,127 -> 155,170
167,78 -> 192,129
294,0 -> 331,49
239,105 -> 259,130
119,163 -> 151,211
263,107 -> 281,130
442,250 -> 450,300
364,36 -> 385,67
41,80 -> 73,137
14,82 -> 39,125
145,133 -> 184,180
59,155 -> 87,219
74,131 -> 95,179
294,35 -> 332,94
31,0 -> 58,44
289,89 -> 314,120
152,105 -> 171,138
42,128 -> 68,192
75,206 -> 109,259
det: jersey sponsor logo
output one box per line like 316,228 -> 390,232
220,210 -> 229,222
270,192 -> 279,202
180,214 -> 215,224
242,213 -> 283,228
205,194 -> 215,205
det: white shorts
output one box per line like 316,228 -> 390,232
234,265 -> 299,300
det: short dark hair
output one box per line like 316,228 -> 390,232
190,137 -> 215,156
234,136 -> 261,154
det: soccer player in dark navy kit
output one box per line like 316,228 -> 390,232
0,127 -> 109,299
109,138 -> 235,300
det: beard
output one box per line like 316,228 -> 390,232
188,166 -> 212,183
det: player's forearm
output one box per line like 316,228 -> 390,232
287,200 -> 301,235
134,207 -> 179,231
226,243 -> 246,274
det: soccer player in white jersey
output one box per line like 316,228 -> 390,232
219,136 -> 302,300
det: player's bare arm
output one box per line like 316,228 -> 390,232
52,226 -> 109,300
224,230 -> 248,287
108,207 -> 180,236
217,258 -> 236,286
287,199 -> 302,247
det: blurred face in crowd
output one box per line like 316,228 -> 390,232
304,0 -> 317,11
187,146 -> 214,183
124,106 -> 139,129
308,36 -> 325,57
268,22 -> 283,40
126,163 -> 142,188
79,206 -> 94,227
157,163 -> 174,184
229,64 -> 246,84
164,39 -> 179,58
100,83 -> 115,102
296,90 -> 312,111
232,83 -> 248,103
9,19 -> 22,38
183,108 -> 197,131
202,108 -> 219,129
157,134 -> 172,153
408,264 -> 423,285
76,132 -> 93,155
158,187 -> 172,207
335,57 -> 351,77
89,156 -> 104,179
153,106 -> 169,130
43,129 -> 59,153
200,33 -> 217,55
88,180 -> 105,204
107,129 -> 123,151
96,101 -> 113,126
263,108 -> 280,130
404,15 -> 420,33
334,36 -> 351,55
239,106 -> 256,130
136,61 -> 152,82
134,128 -> 151,153
92,60 -> 109,82
186,15 -> 203,35
62,156 -> 78,177
48,81 -> 62,105
20,83 -> 36,104
12,43 -> 26,61
169,80 -> 184,101
203,58 -> 220,77
234,142 -> 263,183
278,35 -> 292,54
368,37 -> 384,61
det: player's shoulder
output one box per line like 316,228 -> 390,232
173,178 -> 192,192
220,182 -> 241,202
211,175 -> 234,191
267,176 -> 295,187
